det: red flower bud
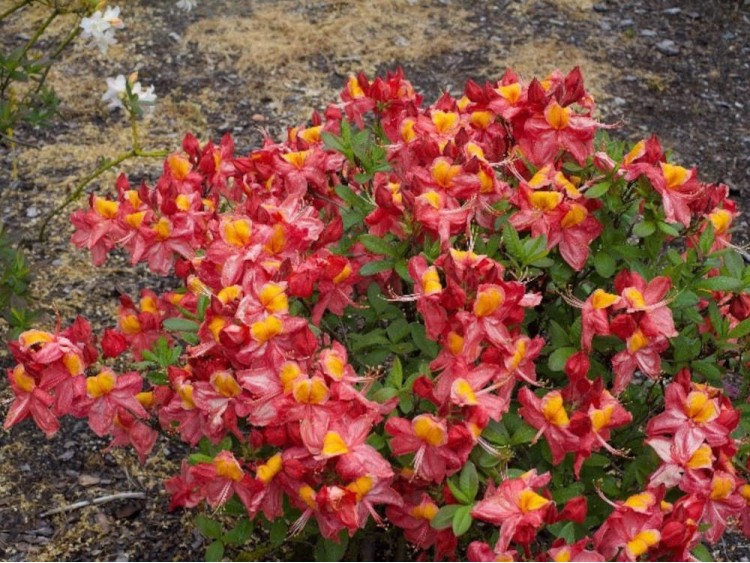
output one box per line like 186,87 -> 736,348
412,375 -> 437,404
564,351 -> 590,381
101,329 -> 128,358
558,496 -> 587,523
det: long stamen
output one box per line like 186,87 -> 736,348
411,445 -> 426,480
289,509 -> 313,536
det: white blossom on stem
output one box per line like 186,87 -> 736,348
80,6 -> 125,55
102,73 -> 157,111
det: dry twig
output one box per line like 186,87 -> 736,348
40,492 -> 146,517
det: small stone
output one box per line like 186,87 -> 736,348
59,449 -> 75,461
26,207 -> 39,218
593,3 -> 608,12
168,32 -> 181,42
722,31 -> 736,41
655,39 -> 679,56
618,18 -> 634,27
640,29 -> 657,37
394,35 -> 410,47
251,113 -> 265,122
95,511 -> 111,533
19,463 -> 31,472
613,97 -> 626,106
78,474 -> 101,487
663,7 -> 681,14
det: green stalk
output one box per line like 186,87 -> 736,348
1,8 -> 58,96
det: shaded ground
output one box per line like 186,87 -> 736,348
0,0 -> 749,560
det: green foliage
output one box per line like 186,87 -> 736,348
0,226 -> 35,337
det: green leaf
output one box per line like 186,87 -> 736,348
696,276 -> 742,292
314,532 -> 349,562
387,356 -> 403,388
503,222 -> 523,261
452,504 -> 473,537
585,181 -> 610,199
691,543 -> 713,562
657,221 -> 680,236
410,323 -> 439,358
196,514 -> 223,539
593,251 -> 616,278
548,347 -> 576,372
394,259 -> 411,283
205,540 -> 224,562
188,453 -> 214,465
632,221 -> 656,238
372,387 -> 399,402
146,370 -> 169,386
387,318 -> 411,343
699,223 -> 715,256
350,329 -> 391,351
510,422 -> 538,445
431,504 -> 460,530
163,317 -> 201,333
447,478 -> 471,505
269,518 -> 287,547
358,259 -> 394,276
692,358 -> 722,382
223,518 -> 253,546
459,461 -> 479,502
729,318 -> 750,339
359,234 -> 397,257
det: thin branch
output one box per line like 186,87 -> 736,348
0,130 -> 39,148
39,491 -> 146,517
1,9 -> 58,96
31,20 -> 83,97
0,0 -> 32,22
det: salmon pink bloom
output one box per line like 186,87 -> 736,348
549,200 -> 603,271
576,288 -> 621,351
571,384 -> 632,476
76,369 -> 149,437
593,489 -> 664,561
681,470 -> 745,543
518,388 -> 578,464
646,370 -> 738,446
547,538 -> 604,562
610,316 -> 669,394
386,492 -> 453,552
647,426 -> 714,488
408,255 -> 448,339
3,365 -> 60,438
471,470 -> 553,552
518,100 -> 598,165
613,270 -> 677,339
108,406 -> 158,463
300,414 -> 393,481
189,450 -> 260,513
626,161 -> 702,227
385,414 -> 471,483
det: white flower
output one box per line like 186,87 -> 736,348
80,6 -> 125,55
102,75 -> 127,110
176,0 -> 198,11
102,74 -> 157,111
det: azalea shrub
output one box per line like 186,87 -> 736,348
5,67 -> 750,562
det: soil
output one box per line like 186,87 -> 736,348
0,0 -> 749,561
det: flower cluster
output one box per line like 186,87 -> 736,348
5,68 -> 749,561
79,6 -> 124,55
